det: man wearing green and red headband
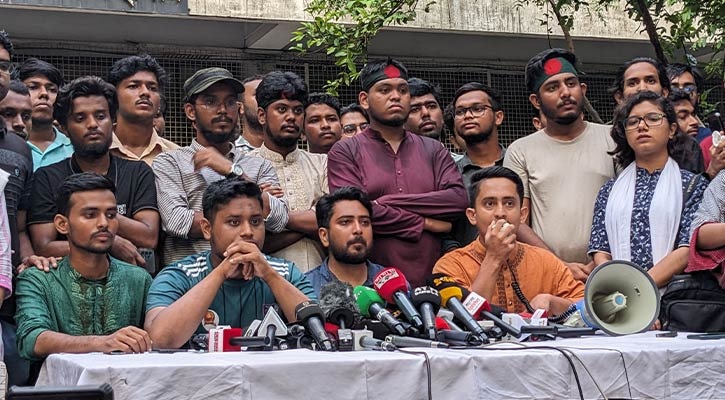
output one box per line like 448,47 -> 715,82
503,49 -> 616,282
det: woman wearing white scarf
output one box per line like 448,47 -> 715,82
588,91 -> 707,288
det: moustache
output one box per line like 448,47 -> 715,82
212,116 -> 234,124
347,236 -> 367,247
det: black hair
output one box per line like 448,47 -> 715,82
53,76 -> 117,127
18,58 -> 64,87
316,186 -> 373,229
668,88 -> 693,104
340,103 -> 368,120
443,102 -> 455,135
524,48 -> 579,94
8,79 -> 29,96
255,71 -> 308,110
157,92 -> 167,117
608,57 -> 671,100
242,74 -> 265,85
359,58 -> 409,91
56,172 -> 116,216
451,82 -> 503,112
408,77 -> 441,105
107,54 -> 168,90
202,178 -> 263,221
468,167 -> 525,207
666,63 -> 704,90
306,92 -> 341,115
610,91 -> 677,169
0,30 -> 14,59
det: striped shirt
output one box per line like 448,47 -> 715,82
146,251 -> 316,333
0,184 -> 13,298
152,139 -> 289,264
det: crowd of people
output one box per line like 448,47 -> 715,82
0,28 -> 724,386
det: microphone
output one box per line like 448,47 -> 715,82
207,326 -> 243,352
319,281 -> 359,329
410,286 -> 442,340
428,274 -> 489,343
373,268 -> 424,329
461,289 -> 522,338
258,307 -> 289,350
295,301 -> 335,351
385,335 -> 449,349
353,286 -> 406,336
353,329 -> 397,351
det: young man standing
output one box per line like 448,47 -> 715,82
248,72 -> 328,272
328,58 -> 467,287
303,93 -> 343,154
504,49 -> 616,281
107,54 -> 178,166
19,58 -> 73,170
144,178 -> 314,349
153,67 -> 288,264
234,75 -> 265,153
28,76 -> 159,268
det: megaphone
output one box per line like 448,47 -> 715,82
574,260 -> 660,336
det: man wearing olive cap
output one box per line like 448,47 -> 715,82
503,49 -> 616,282
153,67 -> 289,264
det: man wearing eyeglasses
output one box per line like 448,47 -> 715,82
503,49 -> 616,282
339,103 -> 369,139
152,67 -> 289,264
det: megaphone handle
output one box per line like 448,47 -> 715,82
547,303 -> 578,324
510,270 -> 535,313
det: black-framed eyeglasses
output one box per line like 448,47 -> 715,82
454,104 -> 493,119
0,60 -> 16,74
623,112 -> 666,131
196,97 -> 239,111
342,122 -> 369,135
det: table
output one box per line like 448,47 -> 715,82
36,332 -> 725,399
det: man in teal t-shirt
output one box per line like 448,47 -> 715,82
145,177 -> 315,349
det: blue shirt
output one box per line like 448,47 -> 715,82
28,127 -> 74,171
146,251 -> 316,334
305,258 -> 386,296
588,166 -> 707,270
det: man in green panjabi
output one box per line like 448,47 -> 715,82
15,172 -> 152,365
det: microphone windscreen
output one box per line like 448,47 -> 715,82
295,301 -> 325,322
435,317 -> 450,330
373,268 -> 409,303
410,286 -> 442,310
428,274 -> 465,307
353,286 -> 385,317
319,280 -> 360,326
328,307 -> 355,328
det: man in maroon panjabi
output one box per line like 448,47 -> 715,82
327,59 -> 467,287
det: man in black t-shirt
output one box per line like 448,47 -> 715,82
28,76 -> 159,267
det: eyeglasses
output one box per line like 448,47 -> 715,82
623,112 -> 666,131
0,60 -> 15,74
342,122 -> 369,135
196,97 -> 240,112
454,104 -> 493,119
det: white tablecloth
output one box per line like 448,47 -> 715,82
36,331 -> 725,399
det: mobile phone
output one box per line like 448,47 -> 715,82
656,331 -> 677,338
687,333 -> 725,340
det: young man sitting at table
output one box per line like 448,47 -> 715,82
15,173 -> 153,373
144,178 -> 315,349
433,166 -> 584,317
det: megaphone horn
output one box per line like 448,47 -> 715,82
575,260 -> 660,336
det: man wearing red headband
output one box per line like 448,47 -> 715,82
327,58 -> 467,287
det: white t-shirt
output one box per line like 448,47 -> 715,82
504,122 -> 616,263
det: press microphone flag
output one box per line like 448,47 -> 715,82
428,274 -> 488,343
353,285 -> 406,335
373,268 -> 424,329
410,286 -> 442,340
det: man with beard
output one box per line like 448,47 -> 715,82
107,55 -> 178,166
504,49 -> 615,281
446,82 -> 549,250
405,78 -> 463,162
153,68 -> 288,264
28,76 -> 159,268
303,92 -> 343,154
19,58 -> 74,171
235,74 -> 264,153
248,72 -> 327,272
16,173 -> 152,374
0,80 -> 32,139
306,187 -> 383,296
328,58 -> 467,287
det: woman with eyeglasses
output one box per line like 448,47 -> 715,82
588,91 -> 708,288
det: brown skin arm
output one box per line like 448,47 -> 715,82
34,326 -> 152,357
263,231 -> 306,253
28,223 -> 69,258
648,247 -> 689,288
115,209 -> 160,249
695,223 -> 725,250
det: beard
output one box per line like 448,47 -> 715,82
461,125 -> 494,145
539,99 -> 582,125
70,233 -> 114,255
70,134 -> 112,159
243,104 -> 263,132
199,118 -> 240,145
265,124 -> 301,149
369,107 -> 407,128
329,237 -> 370,265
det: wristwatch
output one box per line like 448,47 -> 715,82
226,163 -> 244,179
